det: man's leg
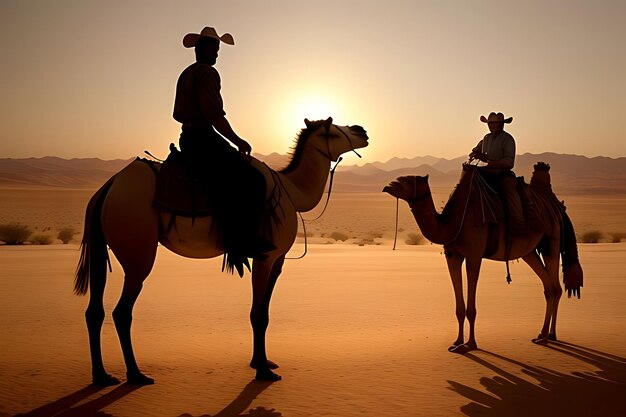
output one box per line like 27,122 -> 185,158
502,175 -> 526,234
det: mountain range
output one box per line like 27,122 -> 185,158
1,153 -> 625,195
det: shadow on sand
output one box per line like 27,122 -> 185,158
179,380 -> 280,417
15,384 -> 141,417
448,341 -> 626,417
15,379 -> 278,417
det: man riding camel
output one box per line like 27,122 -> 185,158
469,112 -> 526,234
173,27 -> 272,274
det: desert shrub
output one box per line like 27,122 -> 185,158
29,234 -> 53,245
0,223 -> 33,245
329,231 -> 349,242
405,232 -> 425,245
57,227 -> 77,244
609,232 -> 626,243
581,230 -> 604,243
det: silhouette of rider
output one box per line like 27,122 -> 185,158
173,27 -> 272,273
469,112 -> 526,233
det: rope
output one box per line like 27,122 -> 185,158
442,168 -> 475,246
303,157 -> 342,222
286,212 -> 308,260
393,198 -> 399,250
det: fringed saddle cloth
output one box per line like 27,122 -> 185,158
468,162 -> 567,236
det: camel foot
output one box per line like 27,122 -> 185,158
92,372 -> 121,387
250,359 -> 279,370
448,339 -> 464,351
255,368 -> 282,381
126,371 -> 154,385
449,342 -> 477,354
532,333 -> 550,345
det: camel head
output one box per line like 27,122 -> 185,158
383,175 -> 430,202
304,117 -> 369,162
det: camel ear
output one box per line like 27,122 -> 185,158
304,118 -> 312,128
325,117 -> 333,127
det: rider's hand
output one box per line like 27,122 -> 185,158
237,140 -> 252,156
470,150 -> 487,162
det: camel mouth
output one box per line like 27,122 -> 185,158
349,125 -> 368,140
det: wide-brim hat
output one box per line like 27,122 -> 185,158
183,27 -> 235,48
480,112 -> 513,124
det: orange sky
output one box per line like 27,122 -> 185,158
1,0 -> 625,163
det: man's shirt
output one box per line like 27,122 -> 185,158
173,63 -> 225,128
474,130 -> 516,169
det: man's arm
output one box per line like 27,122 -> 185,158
469,139 -> 486,161
212,115 -> 252,155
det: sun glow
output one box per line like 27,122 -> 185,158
273,91 -> 343,145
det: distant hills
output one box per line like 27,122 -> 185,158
1,153 -> 625,195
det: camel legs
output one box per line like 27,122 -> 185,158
249,255 -> 285,381
446,252 -> 481,354
464,256 -> 482,351
446,252 -> 466,351
86,249 -> 119,386
113,276 -> 153,385
106,229 -> 158,385
522,241 -> 562,343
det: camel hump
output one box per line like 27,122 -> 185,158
530,161 -> 552,190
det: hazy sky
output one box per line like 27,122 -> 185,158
2,0 -> 625,163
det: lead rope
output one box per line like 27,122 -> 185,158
286,157 -> 342,259
288,124 -> 361,259
392,198 -> 399,250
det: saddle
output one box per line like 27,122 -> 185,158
153,144 -> 215,218
455,164 -> 565,260
467,166 -> 555,234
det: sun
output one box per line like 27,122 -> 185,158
293,95 -> 337,122
273,92 -> 341,143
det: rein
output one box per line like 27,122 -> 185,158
442,167 -> 475,246
287,124 -> 361,259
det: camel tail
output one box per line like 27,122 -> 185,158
74,178 -> 115,296
561,210 -> 583,299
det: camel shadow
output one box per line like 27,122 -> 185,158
15,384 -> 141,417
447,341 -> 626,417
179,380 -> 280,417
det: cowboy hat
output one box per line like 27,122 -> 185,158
183,27 -> 235,48
480,112 -> 513,124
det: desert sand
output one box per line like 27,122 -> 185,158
1,186 -> 626,416
1,240 -> 625,417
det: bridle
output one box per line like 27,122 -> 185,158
287,123 -> 365,259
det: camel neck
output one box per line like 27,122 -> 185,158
280,144 -> 331,212
409,191 -> 454,245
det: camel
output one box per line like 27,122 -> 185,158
74,117 -> 368,385
383,163 -> 583,354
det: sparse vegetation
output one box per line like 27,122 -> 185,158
610,232 -> 626,243
581,230 -> 604,243
353,237 -> 382,246
329,231 -> 349,242
57,227 -> 77,244
29,234 -> 53,245
405,232 -> 425,245
0,223 -> 33,245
